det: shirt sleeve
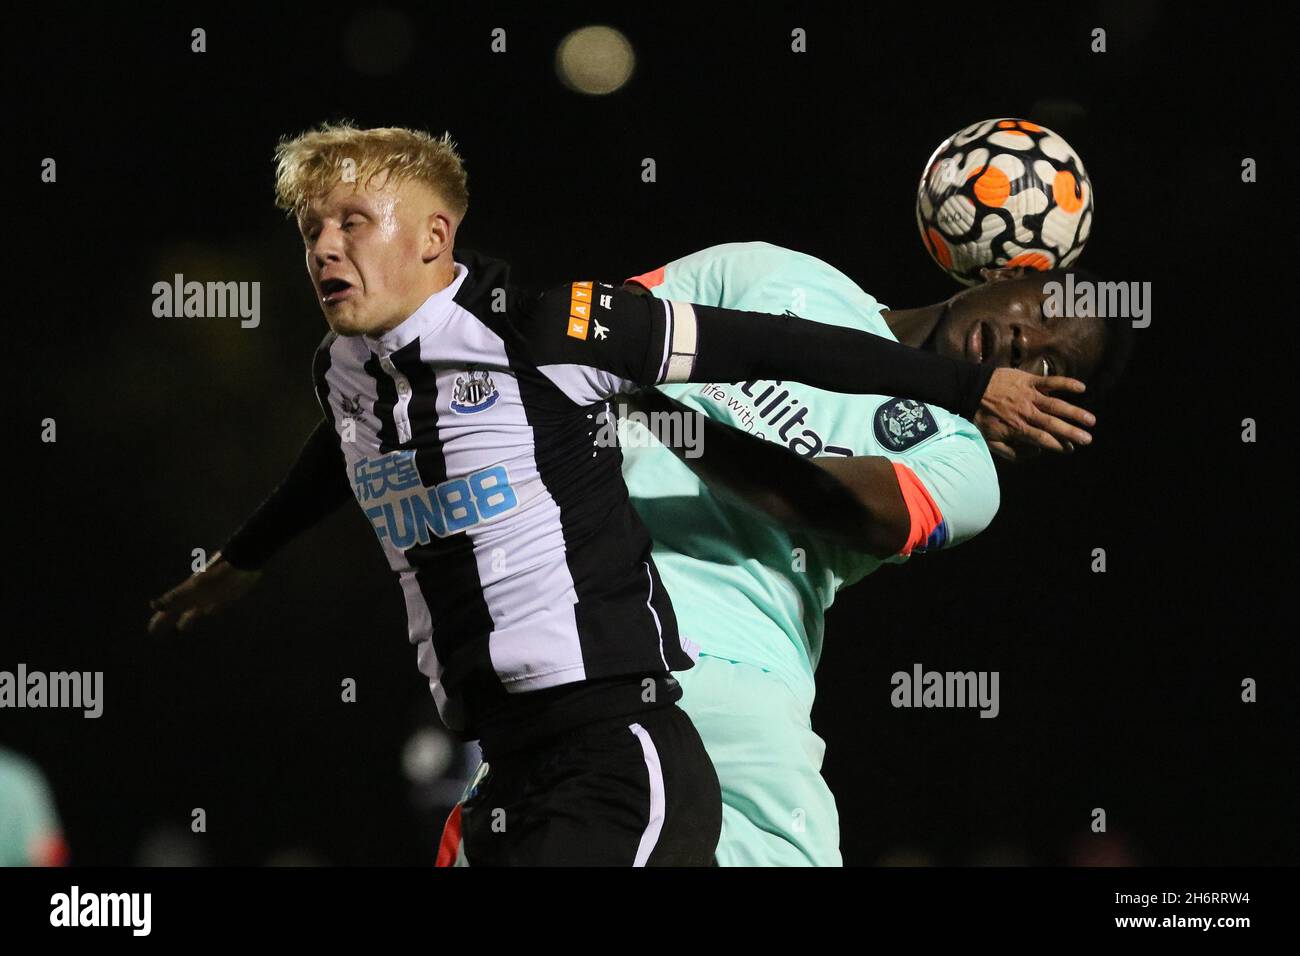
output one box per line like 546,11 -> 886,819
220,420 -> 353,570
508,281 -> 671,405
511,280 -> 994,416
889,428 -> 1000,556
820,426 -> 999,590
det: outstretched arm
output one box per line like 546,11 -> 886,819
219,420 -> 352,570
516,281 -> 1093,452
147,421 -> 351,635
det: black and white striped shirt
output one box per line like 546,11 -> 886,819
312,251 -> 703,734
299,249 -> 989,737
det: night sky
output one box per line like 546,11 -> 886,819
12,3 -> 1292,865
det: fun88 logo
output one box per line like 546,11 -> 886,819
352,450 -> 519,548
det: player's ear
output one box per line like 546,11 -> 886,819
979,266 -> 1028,283
422,210 -> 454,263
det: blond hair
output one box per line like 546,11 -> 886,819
274,121 -> 469,221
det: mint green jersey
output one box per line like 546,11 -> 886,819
620,242 -> 1000,698
0,747 -> 65,866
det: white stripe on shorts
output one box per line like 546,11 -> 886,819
628,722 -> 666,867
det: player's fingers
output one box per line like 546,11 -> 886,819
1019,425 -> 1066,454
1037,375 -> 1086,395
1034,394 -> 1096,428
152,575 -> 205,611
987,440 -> 1018,462
1028,407 -> 1092,446
175,607 -> 203,633
147,609 -> 173,636
1000,440 -> 1044,462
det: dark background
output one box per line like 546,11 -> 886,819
12,3 -> 1294,865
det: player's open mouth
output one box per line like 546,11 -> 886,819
321,278 -> 354,304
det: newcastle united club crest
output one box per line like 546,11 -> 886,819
450,369 -> 499,415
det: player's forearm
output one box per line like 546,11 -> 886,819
521,284 -> 992,419
668,302 -> 993,420
626,389 -> 906,557
220,420 -> 352,570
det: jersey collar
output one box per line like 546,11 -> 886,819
364,262 -> 470,357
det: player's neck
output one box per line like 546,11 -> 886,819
402,255 -> 459,325
421,253 -> 457,300
881,302 -> 945,349
371,255 -> 458,337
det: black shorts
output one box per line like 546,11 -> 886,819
440,703 -> 721,866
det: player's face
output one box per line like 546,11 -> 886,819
932,271 -> 1106,382
297,176 -> 437,337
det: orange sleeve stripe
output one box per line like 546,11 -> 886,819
625,265 -> 666,289
891,461 -> 944,557
28,833 -> 69,867
435,803 -> 463,867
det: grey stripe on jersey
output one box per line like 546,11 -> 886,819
533,361 -> 638,406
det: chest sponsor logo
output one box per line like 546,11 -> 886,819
352,450 -> 519,547
449,369 -> 499,415
873,398 -> 939,452
694,381 -> 855,457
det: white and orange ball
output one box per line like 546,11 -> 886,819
916,118 -> 1094,285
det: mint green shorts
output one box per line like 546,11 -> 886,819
676,653 -> 841,866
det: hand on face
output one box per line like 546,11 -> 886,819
933,269 -> 1106,461
975,368 -> 1095,462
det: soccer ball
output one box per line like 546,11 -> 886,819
916,118 -> 1094,286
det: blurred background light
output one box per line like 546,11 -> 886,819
401,726 -> 454,785
556,25 -> 635,95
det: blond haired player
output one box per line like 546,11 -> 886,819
150,124 -> 1094,865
